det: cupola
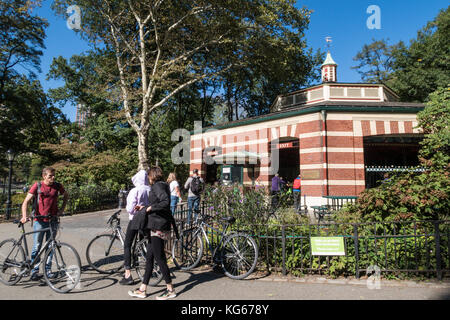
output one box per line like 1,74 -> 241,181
321,51 -> 337,83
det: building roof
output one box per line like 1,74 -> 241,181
192,100 -> 425,135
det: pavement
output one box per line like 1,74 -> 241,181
0,208 -> 449,302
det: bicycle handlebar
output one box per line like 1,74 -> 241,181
106,210 -> 121,225
14,213 -> 72,228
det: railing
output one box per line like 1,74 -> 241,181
252,220 -> 449,280
365,165 -> 426,189
168,207 -> 450,280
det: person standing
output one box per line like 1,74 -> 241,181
167,172 -> 182,215
184,169 -> 204,224
20,167 -> 68,281
292,174 -> 302,213
270,173 -> 285,212
120,169 -> 151,285
128,167 -> 179,300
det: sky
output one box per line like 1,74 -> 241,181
31,0 -> 449,122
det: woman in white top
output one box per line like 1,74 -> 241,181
167,172 -> 182,214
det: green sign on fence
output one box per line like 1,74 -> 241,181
311,237 -> 346,256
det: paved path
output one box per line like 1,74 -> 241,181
0,209 -> 448,301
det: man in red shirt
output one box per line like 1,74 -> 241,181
21,167 -> 68,281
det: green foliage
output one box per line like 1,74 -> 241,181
64,183 -> 118,213
258,221 -> 447,279
336,87 -> 449,222
416,87 -> 450,168
204,183 -> 271,227
353,7 -> 450,102
389,7 -> 450,102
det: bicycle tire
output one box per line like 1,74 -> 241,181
0,239 -> 25,286
86,233 -> 124,274
221,233 -> 258,280
171,229 -> 203,270
133,238 -> 163,286
43,242 -> 82,293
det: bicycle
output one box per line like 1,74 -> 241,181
85,210 -> 163,286
171,212 -> 258,280
0,214 -> 82,293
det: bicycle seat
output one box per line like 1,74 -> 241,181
221,216 -> 236,224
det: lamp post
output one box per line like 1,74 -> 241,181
5,149 -> 14,220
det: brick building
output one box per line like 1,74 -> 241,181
189,52 -> 425,206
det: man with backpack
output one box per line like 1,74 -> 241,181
292,174 -> 302,213
184,169 -> 204,225
20,167 -> 69,281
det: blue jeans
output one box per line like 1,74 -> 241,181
170,195 -> 179,215
31,220 -> 58,275
187,196 -> 200,224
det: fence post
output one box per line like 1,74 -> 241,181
281,225 -> 286,276
353,224 -> 360,279
434,221 -> 443,281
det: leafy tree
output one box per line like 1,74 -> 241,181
0,0 -> 47,102
389,6 -> 450,102
351,39 -> 395,84
338,87 -> 449,222
353,6 -> 450,102
0,0 -> 65,178
52,0 -> 319,170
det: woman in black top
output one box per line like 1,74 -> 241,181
128,167 -> 179,300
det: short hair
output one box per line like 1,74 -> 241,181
193,169 -> 199,174
42,167 -> 56,176
148,166 -> 164,184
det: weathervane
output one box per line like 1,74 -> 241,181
325,36 -> 332,50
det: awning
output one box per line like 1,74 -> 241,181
213,151 -> 261,164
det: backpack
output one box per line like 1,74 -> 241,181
31,181 -> 62,216
190,176 -> 203,195
293,177 -> 301,190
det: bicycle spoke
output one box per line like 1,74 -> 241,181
222,234 -> 258,280
86,234 -> 123,273
0,239 -> 25,285
44,242 -> 81,294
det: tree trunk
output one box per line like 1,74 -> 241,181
137,130 -> 149,171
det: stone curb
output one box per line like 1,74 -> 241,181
255,275 -> 450,289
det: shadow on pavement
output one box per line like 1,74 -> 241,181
171,266 -> 226,297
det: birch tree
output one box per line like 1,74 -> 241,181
53,0 -> 313,170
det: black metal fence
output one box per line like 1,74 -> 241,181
248,220 -> 449,280
0,187 -> 118,222
170,206 -> 450,280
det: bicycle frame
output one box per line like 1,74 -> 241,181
7,220 -> 59,275
102,212 -> 144,260
191,217 -> 231,262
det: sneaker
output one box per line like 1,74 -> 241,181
46,271 -> 61,279
30,273 -> 42,281
156,289 -> 177,300
119,275 -> 134,285
128,288 -> 146,299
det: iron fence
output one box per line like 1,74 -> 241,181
170,206 -> 450,280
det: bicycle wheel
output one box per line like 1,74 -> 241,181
133,238 -> 163,286
0,239 -> 25,285
86,233 -> 124,274
221,233 -> 258,280
172,229 -> 203,270
43,242 -> 81,293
